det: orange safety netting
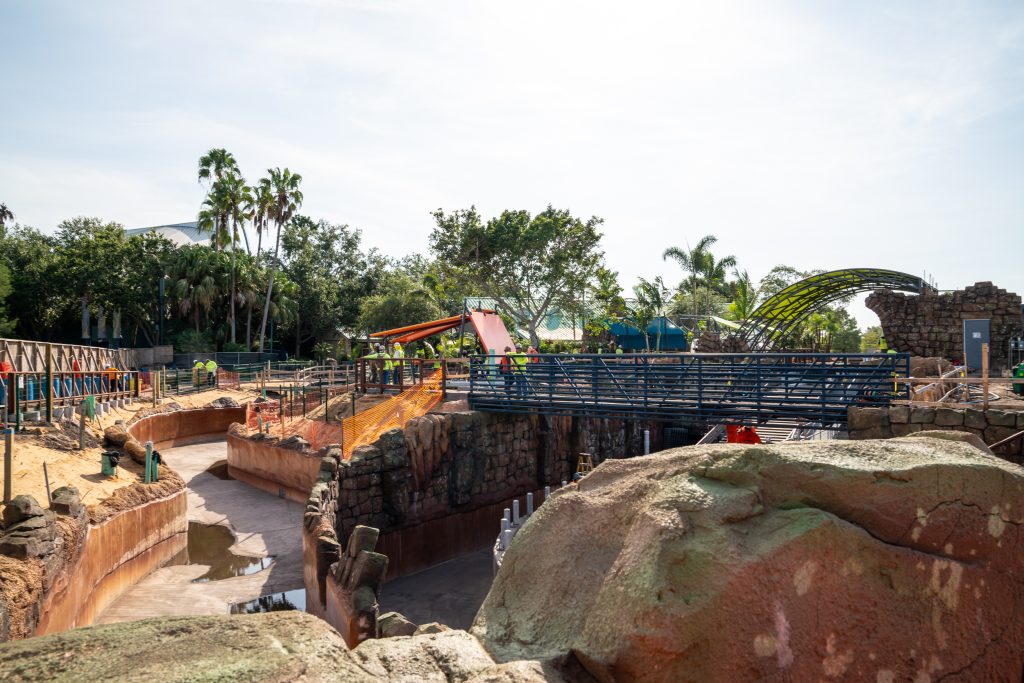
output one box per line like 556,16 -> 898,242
245,371 -> 443,458
246,400 -> 282,429
218,370 -> 240,390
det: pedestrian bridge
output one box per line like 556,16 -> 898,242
467,352 -> 909,429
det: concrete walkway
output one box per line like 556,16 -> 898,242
378,548 -> 494,630
97,440 -> 304,622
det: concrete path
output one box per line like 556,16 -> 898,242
378,548 -> 494,630
97,441 -> 304,623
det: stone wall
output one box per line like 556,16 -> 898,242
849,405 -> 1024,462
866,281 -> 1023,370
300,409 -> 660,634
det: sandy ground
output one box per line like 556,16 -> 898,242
0,388 -> 259,513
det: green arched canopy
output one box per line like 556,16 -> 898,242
738,268 -> 925,350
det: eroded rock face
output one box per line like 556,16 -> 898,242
472,433 -> 1024,682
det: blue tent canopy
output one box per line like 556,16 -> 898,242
608,316 -> 688,352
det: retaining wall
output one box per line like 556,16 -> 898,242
1,406 -> 244,639
226,431 -> 323,503
128,406 -> 246,449
34,492 -> 187,634
848,405 -> 1024,462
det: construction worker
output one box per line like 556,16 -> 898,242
106,365 -> 120,393
393,342 -> 405,385
193,359 -> 205,387
735,426 -> 762,444
362,344 -> 390,392
500,346 -> 515,394
608,341 -> 624,356
204,358 -> 218,387
510,347 -> 529,397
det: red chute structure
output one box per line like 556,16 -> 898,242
370,309 -> 517,355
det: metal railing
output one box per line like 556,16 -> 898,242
468,353 -> 910,428
354,357 -> 469,394
1,370 -> 140,429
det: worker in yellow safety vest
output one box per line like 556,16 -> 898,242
362,344 -> 391,392
508,347 -> 529,397
392,342 -> 405,384
194,359 -> 205,387
205,358 -> 218,387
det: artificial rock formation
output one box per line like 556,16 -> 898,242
473,433 -> 1024,682
866,281 -> 1023,370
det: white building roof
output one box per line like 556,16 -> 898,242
125,221 -> 208,247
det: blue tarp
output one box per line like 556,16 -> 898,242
608,317 -> 688,351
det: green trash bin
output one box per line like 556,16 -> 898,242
101,450 -> 120,477
1013,363 -> 1024,397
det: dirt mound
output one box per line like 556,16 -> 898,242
32,422 -> 101,452
87,470 -> 185,525
204,396 -> 240,409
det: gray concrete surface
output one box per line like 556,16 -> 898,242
97,441 -> 304,622
378,548 -> 494,630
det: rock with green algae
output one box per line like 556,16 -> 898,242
0,613 -> 346,683
472,432 -> 1024,682
0,613 -> 578,682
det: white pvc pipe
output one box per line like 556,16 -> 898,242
526,492 -> 534,516
544,485 -> 551,500
512,499 -> 520,526
644,429 -> 650,455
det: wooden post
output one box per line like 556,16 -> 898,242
45,344 -> 53,424
982,343 -> 990,410
441,358 -> 448,401
42,462 -> 51,504
4,427 -> 13,504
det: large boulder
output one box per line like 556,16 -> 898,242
472,434 -> 1024,682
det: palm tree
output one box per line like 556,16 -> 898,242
726,269 -> 759,321
258,168 -> 303,353
632,276 -> 669,351
169,246 -> 228,332
663,235 -> 735,316
217,174 -> 253,344
197,149 -> 239,252
247,181 -> 274,263
0,203 -> 13,234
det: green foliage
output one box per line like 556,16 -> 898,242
430,205 -> 604,347
632,276 -> 670,351
861,325 -> 884,352
663,235 -> 736,316
174,329 -> 214,352
257,167 -> 304,352
356,272 -> 440,334
0,264 -> 15,336
313,341 -> 336,363
725,269 -> 760,321
282,215 -> 382,355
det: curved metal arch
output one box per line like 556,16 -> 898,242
738,268 -> 924,351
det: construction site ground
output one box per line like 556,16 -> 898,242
0,388 -> 259,515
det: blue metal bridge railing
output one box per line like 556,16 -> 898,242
467,353 -> 910,429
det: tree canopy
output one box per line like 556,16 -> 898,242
429,205 -> 603,347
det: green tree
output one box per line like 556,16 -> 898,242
356,272 -> 440,334
726,269 -> 760,321
663,235 -> 735,316
169,245 -> 229,332
0,225 -> 61,338
257,168 -> 303,352
861,325 -> 883,352
282,216 -> 378,357
0,204 -> 13,236
429,205 -> 604,348
632,276 -> 669,351
0,264 -> 16,336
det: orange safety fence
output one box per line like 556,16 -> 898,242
243,371 -> 444,457
246,400 -> 282,429
218,370 -> 240,390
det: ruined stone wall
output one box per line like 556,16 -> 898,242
301,409 -> 662,625
848,405 -> 1024,462
866,282 -> 1023,370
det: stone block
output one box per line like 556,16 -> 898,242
891,423 -> 923,437
985,426 -> 1020,446
888,406 -> 910,424
2,495 -> 44,525
378,611 -> 418,638
934,409 -> 965,427
987,410 -> 1018,428
964,409 -> 987,430
910,407 -> 936,424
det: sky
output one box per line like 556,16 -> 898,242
2,0 -> 1023,328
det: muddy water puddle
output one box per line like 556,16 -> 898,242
166,522 -> 274,582
231,588 -> 306,614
